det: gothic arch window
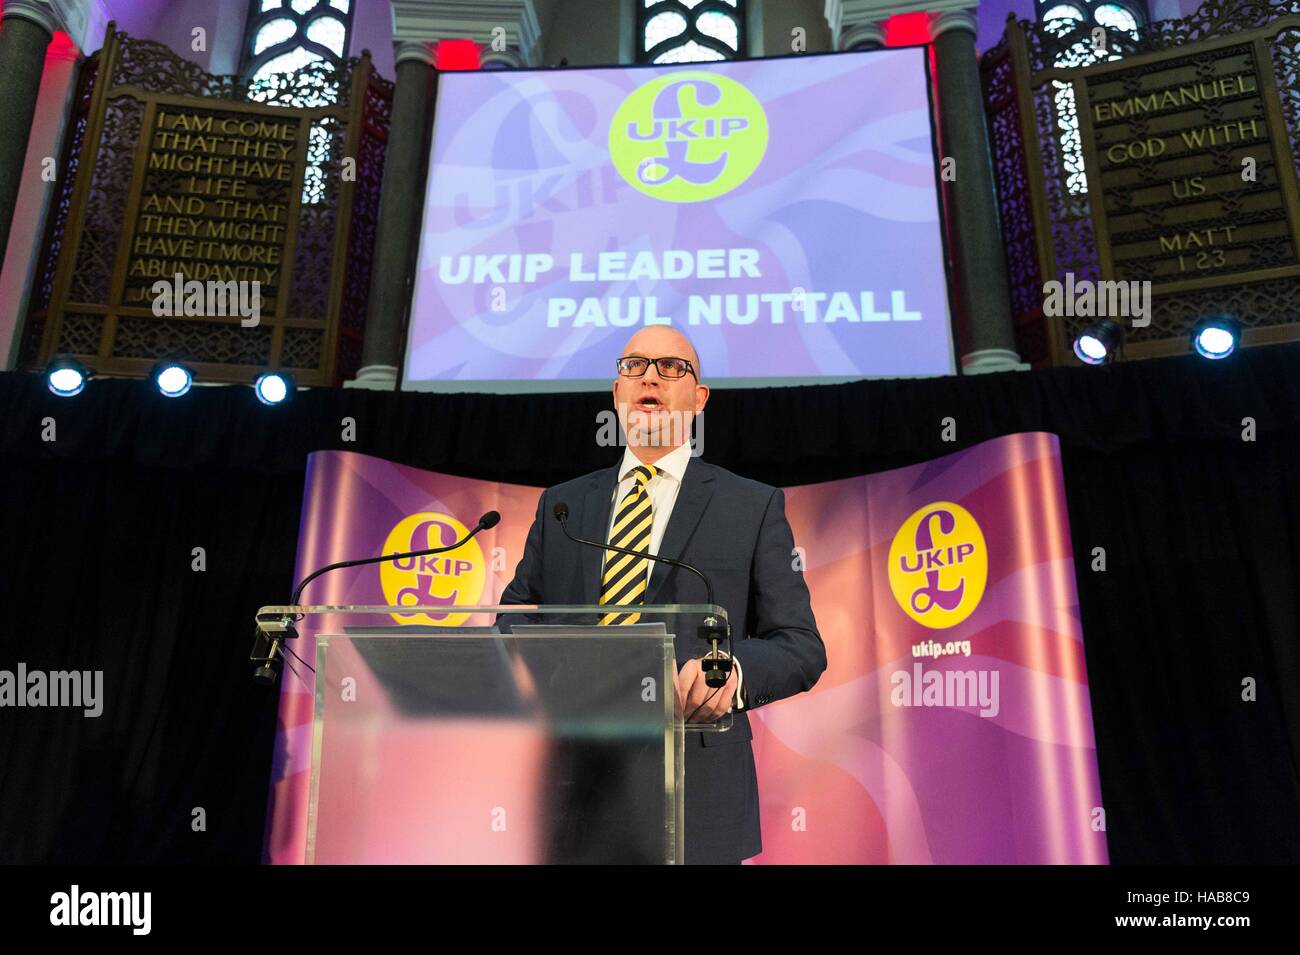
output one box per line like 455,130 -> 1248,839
638,0 -> 746,64
242,0 -> 355,105
1037,2 -> 1150,194
242,1 -> 354,204
1038,2 -> 1148,35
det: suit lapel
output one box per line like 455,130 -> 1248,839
646,458 -> 715,605
580,466 -> 619,605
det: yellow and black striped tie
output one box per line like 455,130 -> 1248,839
598,464 -> 658,625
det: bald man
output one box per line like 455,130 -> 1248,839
501,327 -> 826,864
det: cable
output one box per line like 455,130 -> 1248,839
283,642 -> 315,674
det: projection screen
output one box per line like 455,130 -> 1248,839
403,48 -> 955,391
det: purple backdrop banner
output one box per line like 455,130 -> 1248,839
267,434 -> 1107,863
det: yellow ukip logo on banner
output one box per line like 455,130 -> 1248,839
888,502 -> 987,629
380,513 -> 486,627
609,71 -> 768,203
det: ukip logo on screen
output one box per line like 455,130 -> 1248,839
609,71 -> 768,203
379,513 -> 487,627
888,502 -> 988,629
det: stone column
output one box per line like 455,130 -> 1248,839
826,0 -> 1026,374
825,0 -> 886,51
351,41 -> 436,390
350,0 -> 543,389
929,9 -> 1025,374
840,19 -> 886,51
0,0 -> 56,266
479,45 -> 527,69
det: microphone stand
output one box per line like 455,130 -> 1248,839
251,512 -> 501,685
553,503 -> 732,688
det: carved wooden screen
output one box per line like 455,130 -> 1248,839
19,25 -> 392,387
982,1 -> 1300,366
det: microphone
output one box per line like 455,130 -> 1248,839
552,501 -> 732,688
292,509 -> 499,605
251,510 -> 501,685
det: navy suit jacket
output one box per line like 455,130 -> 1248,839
500,455 -> 826,863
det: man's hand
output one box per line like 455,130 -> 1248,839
674,656 -> 736,723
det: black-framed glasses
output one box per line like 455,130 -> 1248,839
616,356 -> 697,380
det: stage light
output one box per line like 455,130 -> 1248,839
46,356 -> 91,397
254,371 -> 295,406
1073,319 -> 1123,365
150,360 -> 193,397
1191,316 -> 1240,360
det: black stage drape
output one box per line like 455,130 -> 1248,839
2,343 -> 1299,863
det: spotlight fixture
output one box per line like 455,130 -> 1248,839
254,371 -> 296,406
150,360 -> 194,398
46,356 -> 92,397
1191,316 -> 1241,360
1072,319 -> 1123,365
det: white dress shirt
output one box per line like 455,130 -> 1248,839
608,443 -> 746,709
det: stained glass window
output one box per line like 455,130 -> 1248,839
241,0 -> 354,203
639,0 -> 745,64
1036,1 -> 1148,195
242,0 -> 354,106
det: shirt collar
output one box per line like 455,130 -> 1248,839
618,441 -> 692,485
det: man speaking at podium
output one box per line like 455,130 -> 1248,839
502,326 -> 826,864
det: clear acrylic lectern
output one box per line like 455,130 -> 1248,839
255,603 -> 736,864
